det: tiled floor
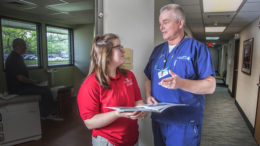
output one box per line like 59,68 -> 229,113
201,84 -> 258,146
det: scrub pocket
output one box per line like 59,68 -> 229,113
164,120 -> 200,146
183,120 -> 200,146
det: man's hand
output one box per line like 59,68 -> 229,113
159,70 -> 216,94
159,70 -> 182,89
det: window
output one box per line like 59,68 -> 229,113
1,18 -> 40,67
46,26 -> 73,66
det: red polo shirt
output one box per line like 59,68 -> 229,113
77,70 -> 142,146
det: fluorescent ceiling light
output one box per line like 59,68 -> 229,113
205,27 -> 226,32
47,1 -> 93,12
203,0 -> 243,12
206,37 -> 219,40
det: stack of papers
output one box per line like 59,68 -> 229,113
106,103 -> 188,113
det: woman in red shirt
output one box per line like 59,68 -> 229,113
77,33 -> 146,146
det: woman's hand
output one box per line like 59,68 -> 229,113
114,110 -> 148,120
129,111 -> 148,119
114,111 -> 136,118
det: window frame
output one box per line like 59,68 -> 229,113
45,24 -> 74,68
0,16 -> 42,70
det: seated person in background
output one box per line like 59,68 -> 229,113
5,38 -> 62,121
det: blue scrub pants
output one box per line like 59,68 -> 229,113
152,120 -> 201,146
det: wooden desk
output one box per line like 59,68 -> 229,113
57,87 -> 72,118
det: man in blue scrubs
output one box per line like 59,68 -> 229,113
144,4 -> 216,146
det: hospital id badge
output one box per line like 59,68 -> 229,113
158,70 -> 169,79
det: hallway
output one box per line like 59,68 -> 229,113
201,84 -> 258,146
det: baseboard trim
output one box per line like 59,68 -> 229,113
228,88 -> 233,97
235,100 -> 254,135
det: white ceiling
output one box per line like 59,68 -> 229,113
0,0 -> 95,25
173,0 -> 260,44
0,0 -> 259,44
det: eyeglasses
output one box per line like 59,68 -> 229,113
112,45 -> 124,50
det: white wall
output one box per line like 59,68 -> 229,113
103,0 -> 155,146
236,16 -> 260,126
209,47 -> 219,73
74,24 -> 94,75
219,45 -> 228,78
73,24 -> 94,95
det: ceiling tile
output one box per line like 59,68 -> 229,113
25,0 -> 63,6
229,22 -> 249,27
190,26 -> 204,32
186,18 -> 203,24
186,13 -> 202,23
247,0 -> 260,2
231,12 -> 259,24
172,0 -> 200,5
0,0 -> 94,25
240,2 -> 260,12
63,0 -> 88,2
182,5 -> 201,14
188,23 -> 204,27
203,12 -> 235,26
186,19 -> 203,25
224,26 -> 242,33
25,0 -> 86,6
25,7 -> 57,15
186,13 -> 202,19
46,1 -> 94,12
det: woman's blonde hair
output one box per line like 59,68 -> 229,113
88,33 -> 126,89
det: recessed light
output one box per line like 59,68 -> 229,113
206,37 -> 219,40
205,27 -> 226,32
203,0 -> 243,12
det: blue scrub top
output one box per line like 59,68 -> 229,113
144,38 -> 215,123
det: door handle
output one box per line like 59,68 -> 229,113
257,83 -> 260,87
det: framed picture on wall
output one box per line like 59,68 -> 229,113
241,38 -> 254,75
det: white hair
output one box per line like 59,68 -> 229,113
160,4 -> 186,22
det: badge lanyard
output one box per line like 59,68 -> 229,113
154,52 -> 174,79
154,35 -> 185,79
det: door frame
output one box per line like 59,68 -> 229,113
231,39 -> 240,98
254,76 -> 260,144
